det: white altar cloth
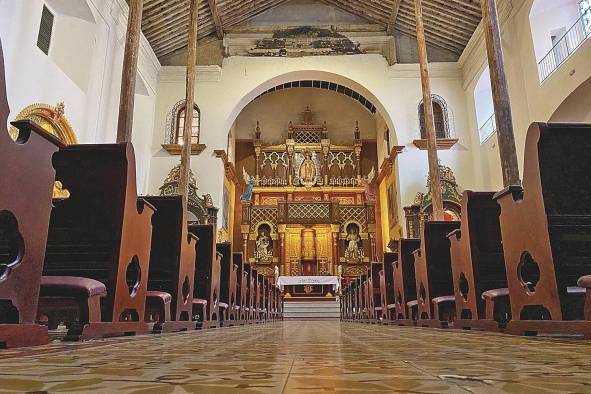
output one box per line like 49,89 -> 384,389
276,276 -> 339,290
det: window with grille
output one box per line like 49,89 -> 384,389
175,104 -> 200,145
37,5 -> 54,55
419,95 -> 449,139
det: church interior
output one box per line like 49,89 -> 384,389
1,0 -> 591,392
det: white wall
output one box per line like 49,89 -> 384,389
529,0 -> 581,61
0,0 -> 160,193
148,56 -> 476,234
460,0 -> 591,192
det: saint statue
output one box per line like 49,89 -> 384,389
344,224 -> 363,263
241,168 -> 256,202
255,226 -> 272,262
299,150 -> 317,187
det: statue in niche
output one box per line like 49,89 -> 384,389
299,150 -> 317,187
362,167 -> 376,201
241,168 -> 256,202
344,223 -> 363,263
255,224 -> 273,262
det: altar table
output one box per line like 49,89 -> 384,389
277,276 -> 339,292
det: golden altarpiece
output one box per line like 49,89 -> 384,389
239,108 -> 379,280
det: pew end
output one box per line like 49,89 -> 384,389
496,123 -> 591,338
449,191 -> 509,332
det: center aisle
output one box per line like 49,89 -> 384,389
0,322 -> 588,393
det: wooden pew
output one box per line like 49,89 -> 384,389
253,270 -> 262,323
216,242 -> 235,327
278,284 -> 284,320
233,252 -> 246,325
448,191 -> 510,331
341,284 -> 349,320
414,221 -> 460,328
393,239 -> 420,325
188,224 -> 221,329
369,263 -> 382,322
347,282 -> 353,321
359,272 -> 368,322
245,264 -> 255,323
261,275 -> 269,322
0,38 -> 63,347
351,279 -> 359,320
495,123 -> 591,338
380,252 -> 397,322
39,143 -> 154,340
141,196 -> 198,333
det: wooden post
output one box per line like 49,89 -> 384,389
481,0 -> 521,187
178,0 -> 199,216
116,0 -> 143,143
414,0 -> 444,221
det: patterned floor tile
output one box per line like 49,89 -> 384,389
1,322 -> 591,393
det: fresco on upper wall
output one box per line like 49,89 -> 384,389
248,27 -> 364,58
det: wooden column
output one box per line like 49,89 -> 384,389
414,0 -> 444,221
116,0 -> 143,143
481,0 -> 521,187
179,0 -> 200,216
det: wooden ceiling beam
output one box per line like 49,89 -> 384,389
387,0 -> 403,35
208,0 -> 224,39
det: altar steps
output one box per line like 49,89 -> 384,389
283,300 -> 340,320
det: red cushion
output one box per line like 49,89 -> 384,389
146,291 -> 172,304
481,288 -> 509,300
432,295 -> 455,305
578,275 -> 591,289
219,302 -> 229,310
406,300 -> 418,307
40,276 -> 107,298
192,298 -> 208,305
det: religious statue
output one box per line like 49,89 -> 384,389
344,223 -> 363,263
241,168 -> 256,202
362,167 -> 376,201
274,265 -> 279,284
255,224 -> 273,262
299,150 -> 317,187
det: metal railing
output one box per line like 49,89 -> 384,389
538,9 -> 591,82
478,113 -> 497,144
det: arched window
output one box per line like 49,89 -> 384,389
175,104 -> 200,145
419,95 -> 450,139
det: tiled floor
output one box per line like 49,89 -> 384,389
1,322 -> 590,393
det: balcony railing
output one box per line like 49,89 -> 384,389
538,9 -> 591,82
478,113 -> 497,144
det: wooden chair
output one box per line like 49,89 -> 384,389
448,191 -> 510,331
414,221 -> 460,328
141,196 -> 198,333
380,252 -> 397,322
39,143 -> 155,340
253,270 -> 262,323
216,243 -> 235,326
245,264 -> 255,323
393,239 -> 420,325
495,123 -> 591,338
369,262 -> 382,322
233,252 -> 246,325
351,279 -> 359,320
359,273 -> 368,321
341,284 -> 349,320
188,224 -> 221,329
0,38 -> 64,348
578,276 -> 591,321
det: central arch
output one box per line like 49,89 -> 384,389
223,70 -> 398,145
